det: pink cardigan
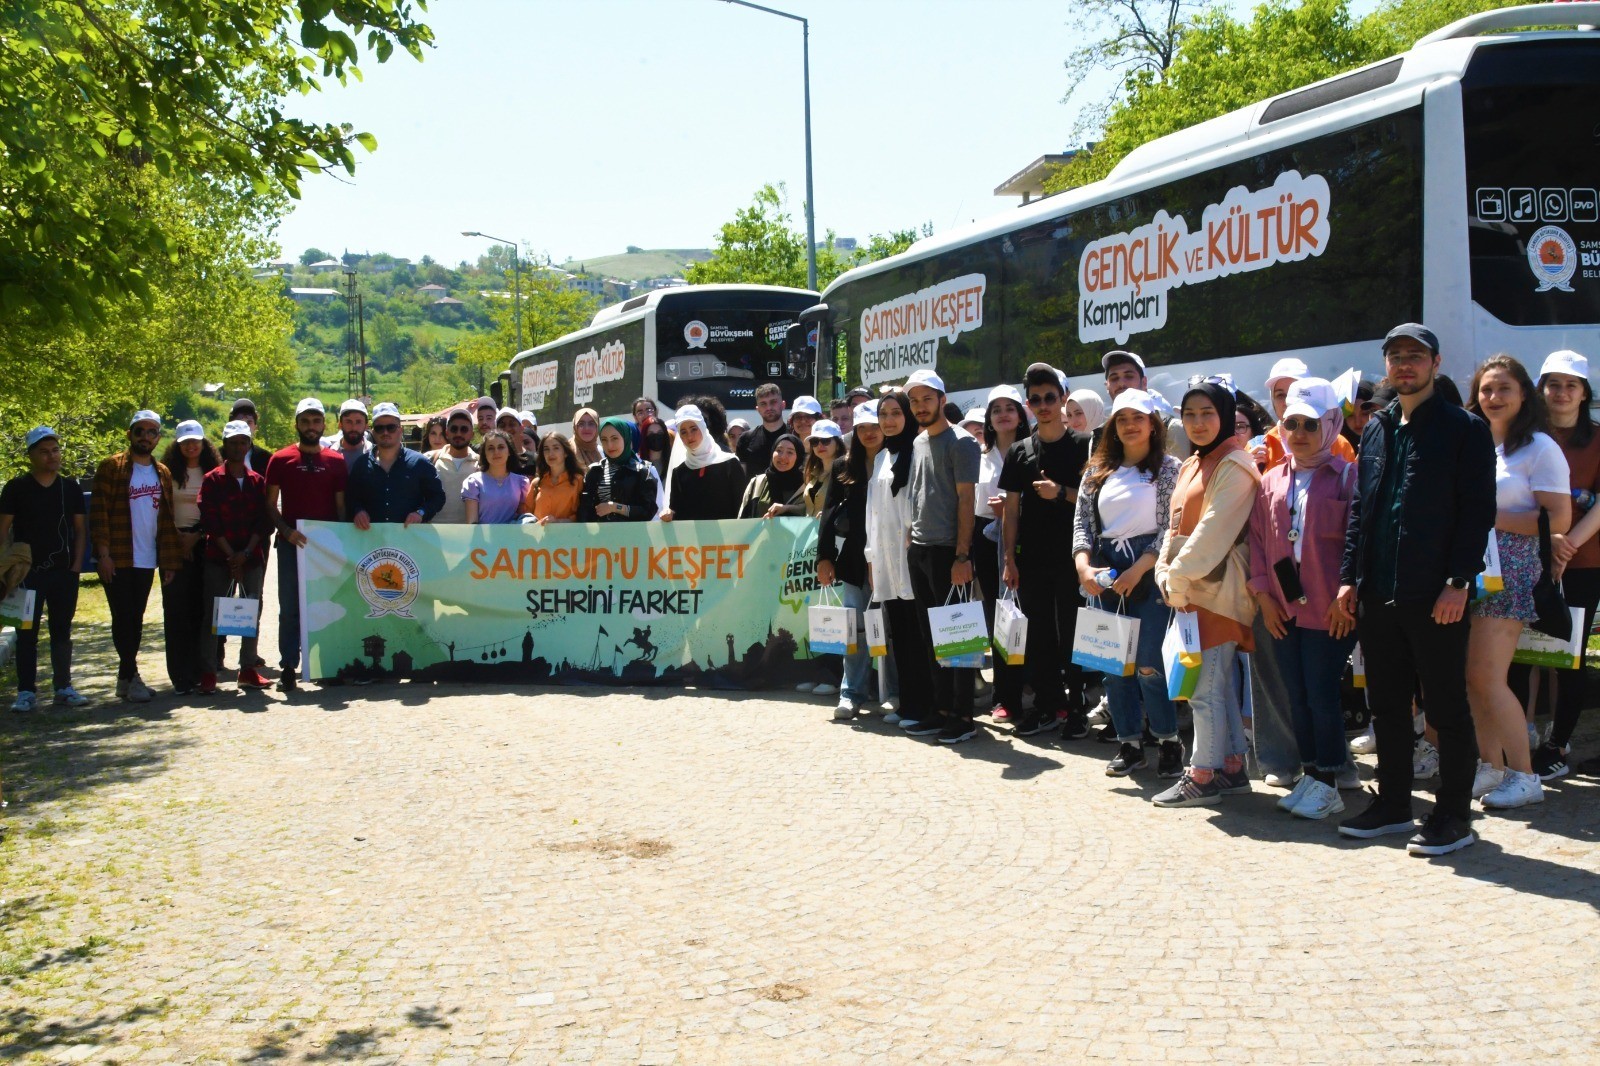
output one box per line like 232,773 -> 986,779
1247,457 -> 1354,630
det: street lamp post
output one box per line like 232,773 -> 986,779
462,229 -> 524,355
721,0 -> 815,292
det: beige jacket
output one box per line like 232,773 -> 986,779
1155,448 -> 1260,628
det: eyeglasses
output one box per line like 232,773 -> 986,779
1281,416 -> 1320,433
447,423 -> 472,433
130,427 -> 159,438
372,423 -> 402,434
1027,392 -> 1060,406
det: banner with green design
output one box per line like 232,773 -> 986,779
297,518 -> 825,688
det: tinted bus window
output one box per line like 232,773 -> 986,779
829,109 -> 1424,394
516,317 -> 646,423
1463,42 -> 1600,327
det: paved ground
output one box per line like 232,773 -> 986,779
2,561 -> 1599,1065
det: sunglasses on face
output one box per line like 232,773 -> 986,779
1027,392 -> 1060,406
447,423 -> 472,434
130,428 -> 159,438
1281,417 -> 1320,433
373,423 -> 402,434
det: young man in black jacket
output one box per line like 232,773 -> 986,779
1336,323 -> 1497,856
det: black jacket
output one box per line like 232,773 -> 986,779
667,460 -> 747,521
578,459 -> 659,522
816,459 -> 867,588
1340,394 -> 1496,606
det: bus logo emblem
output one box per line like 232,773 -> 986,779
684,320 -> 709,349
1527,226 -> 1577,293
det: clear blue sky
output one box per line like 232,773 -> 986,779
275,0 -> 1106,267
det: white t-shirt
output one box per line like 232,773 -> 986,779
1495,432 -> 1569,513
1098,465 -> 1159,545
128,462 -> 162,569
975,446 -> 1004,520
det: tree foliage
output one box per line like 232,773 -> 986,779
1,0 -> 432,325
1046,0 -> 1519,194
1062,0 -> 1209,134
452,269 -> 600,398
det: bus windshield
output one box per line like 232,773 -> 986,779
653,293 -> 817,412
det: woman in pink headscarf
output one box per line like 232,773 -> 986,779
1247,377 -> 1359,823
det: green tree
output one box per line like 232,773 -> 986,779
369,310 -> 401,369
452,271 -> 598,400
1062,0 -> 1209,133
1,0 -> 432,325
300,246 -> 333,266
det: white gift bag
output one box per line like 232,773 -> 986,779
1478,533 -> 1504,596
1350,642 -> 1366,689
213,595 -> 261,638
929,585 -> 988,668
1512,607 -> 1584,669
1071,602 -> 1139,677
992,588 -> 1028,666
0,585 -> 36,630
1164,611 -> 1203,700
864,605 -> 888,658
807,586 -> 857,655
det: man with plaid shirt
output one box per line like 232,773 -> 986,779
90,410 -> 183,702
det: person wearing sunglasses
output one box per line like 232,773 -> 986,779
348,403 -> 446,530
428,407 -> 480,524
89,411 -> 184,702
1000,363 -> 1094,739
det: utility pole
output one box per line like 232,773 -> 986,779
343,269 -> 359,398
357,294 -> 368,400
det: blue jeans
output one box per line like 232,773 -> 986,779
834,580 -> 873,707
1273,625 -> 1358,772
1189,641 -> 1247,770
1091,535 -> 1178,742
1252,614 -> 1357,777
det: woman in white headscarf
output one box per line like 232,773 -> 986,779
1065,389 -> 1106,434
659,404 -> 748,521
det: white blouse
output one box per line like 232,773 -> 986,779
863,448 -> 916,602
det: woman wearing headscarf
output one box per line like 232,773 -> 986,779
660,404 -> 747,521
1248,379 -> 1360,820
737,433 -> 806,519
577,416 -> 660,522
1153,380 -> 1262,807
863,391 -> 922,720
571,407 -> 604,468
1065,389 -> 1106,436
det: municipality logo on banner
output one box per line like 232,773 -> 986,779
356,547 -> 421,618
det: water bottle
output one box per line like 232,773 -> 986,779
1574,488 -> 1595,510
1095,568 -> 1119,589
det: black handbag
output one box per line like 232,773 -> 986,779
1530,509 -> 1571,640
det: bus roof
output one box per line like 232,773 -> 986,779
820,4 -> 1600,301
587,283 -> 818,328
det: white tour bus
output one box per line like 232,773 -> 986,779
807,3 -> 1600,410
503,283 -> 820,434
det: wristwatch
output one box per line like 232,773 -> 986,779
1445,576 -> 1470,590
954,553 -> 970,562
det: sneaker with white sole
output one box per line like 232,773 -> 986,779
1349,723 -> 1378,756
125,676 -> 153,703
1471,761 -> 1505,799
52,685 -> 89,707
832,700 -> 856,721
1290,779 -> 1345,820
1086,695 -> 1111,725
11,691 -> 37,714
904,720 -> 943,738
1406,811 -> 1476,857
812,683 -> 838,697
1151,771 -> 1221,807
1337,797 -> 1416,839
880,697 -> 900,713
1277,775 -> 1317,812
1532,742 -> 1570,782
882,712 -> 902,726
1413,740 -> 1440,780
1481,769 -> 1544,810
1336,765 -> 1362,790
1105,742 -> 1148,777
1263,770 -> 1299,789
795,682 -> 817,694
938,720 -> 979,745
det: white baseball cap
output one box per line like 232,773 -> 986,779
338,398 -> 368,417
1147,389 -> 1174,418
296,397 -> 326,416
791,395 -> 823,416
521,410 -> 538,427
129,410 -> 161,429
222,419 -> 253,440
1265,357 -> 1310,392
1539,349 -> 1591,383
1109,388 -> 1156,417
806,419 -> 843,441
174,419 -> 205,443
904,368 -> 945,394
371,402 -> 402,422
1282,377 -> 1339,421
728,417 -> 751,431
498,407 -> 521,423
475,395 -> 497,412
1101,350 -> 1144,372
986,384 -> 1027,411
852,401 -> 879,427
25,426 -> 58,450
961,405 -> 987,427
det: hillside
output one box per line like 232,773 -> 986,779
559,247 -> 710,283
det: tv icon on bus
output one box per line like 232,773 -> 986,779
1476,188 -> 1505,222
1540,189 -> 1567,222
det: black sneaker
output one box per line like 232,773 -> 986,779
904,719 -> 943,737
1216,767 -> 1252,795
1106,742 -> 1148,777
1532,742 -> 1570,782
1156,739 -> 1185,778
938,720 -> 979,745
1337,796 -> 1415,839
1092,722 -> 1119,744
278,669 -> 297,693
1406,811 -> 1476,857
1060,712 -> 1090,740
1013,713 -> 1053,737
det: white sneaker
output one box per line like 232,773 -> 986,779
832,700 -> 856,721
125,676 -> 153,703
1291,779 -> 1345,820
1263,771 -> 1299,789
11,690 -> 37,713
880,697 -> 900,713
1481,769 -> 1544,810
794,682 -> 817,693
52,685 -> 89,707
1471,761 -> 1505,799
1413,740 -> 1440,780
1335,765 -> 1362,790
1350,723 -> 1378,756
882,712 -> 902,725
1277,774 -> 1316,812
812,683 -> 838,697
1087,695 -> 1111,725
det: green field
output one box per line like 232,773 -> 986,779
558,248 -> 710,283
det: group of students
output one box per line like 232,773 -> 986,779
5,326 -> 1596,856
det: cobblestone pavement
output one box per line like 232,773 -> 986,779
2,563 -> 1599,1065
